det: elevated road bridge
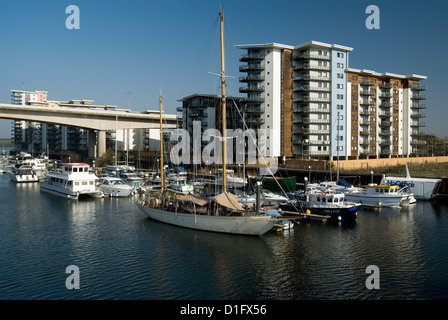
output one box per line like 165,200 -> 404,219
0,103 -> 178,158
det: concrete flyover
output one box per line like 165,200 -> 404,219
0,103 -> 179,157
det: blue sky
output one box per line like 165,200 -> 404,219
0,0 -> 447,139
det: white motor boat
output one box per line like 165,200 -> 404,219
119,170 -> 145,190
7,164 -> 39,183
170,178 -> 194,193
98,177 -> 134,197
40,163 -> 102,199
343,184 -> 404,208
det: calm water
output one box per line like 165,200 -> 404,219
1,173 -> 448,300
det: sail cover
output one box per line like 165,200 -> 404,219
211,191 -> 245,211
177,194 -> 209,206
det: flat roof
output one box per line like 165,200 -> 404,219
293,40 -> 354,52
234,43 -> 294,50
346,68 -> 427,80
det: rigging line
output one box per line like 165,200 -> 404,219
227,95 -> 302,212
178,15 -> 220,99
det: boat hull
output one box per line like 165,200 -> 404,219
136,202 -> 277,236
7,171 -> 39,183
40,183 -> 102,200
279,203 -> 360,221
343,193 -> 402,208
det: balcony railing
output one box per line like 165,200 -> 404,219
411,121 -> 426,127
360,90 -> 375,96
293,96 -> 331,103
239,64 -> 264,72
244,106 -> 265,114
292,74 -> 331,81
361,79 -> 375,86
360,99 -> 375,105
302,118 -> 330,124
411,112 -> 426,118
239,53 -> 264,61
379,83 -> 393,89
293,85 -> 330,92
239,85 -> 264,93
292,52 -> 331,60
294,63 -> 330,71
412,103 -> 426,109
411,85 -> 427,91
239,75 -> 265,82
412,94 -> 426,100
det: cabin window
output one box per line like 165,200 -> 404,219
75,182 -> 79,186
89,181 -> 94,185
82,181 -> 87,186
84,167 -> 89,172
73,168 -> 78,172
67,181 -> 72,186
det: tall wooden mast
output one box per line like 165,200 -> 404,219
219,9 -> 227,192
159,91 -> 164,191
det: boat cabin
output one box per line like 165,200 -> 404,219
298,190 -> 346,205
362,184 -> 400,194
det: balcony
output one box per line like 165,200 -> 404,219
411,85 -> 427,91
293,95 -> 330,103
359,139 -> 369,145
361,79 -> 375,86
379,82 -> 393,89
239,53 -> 264,62
379,101 -> 392,108
293,74 -> 331,81
239,75 -> 264,82
239,64 -> 264,72
302,118 -> 330,124
379,121 -> 391,126
410,140 -> 426,145
412,94 -> 426,100
292,52 -> 331,60
246,118 -> 265,126
359,120 -> 373,126
239,85 -> 264,93
379,139 -> 391,145
378,111 -> 392,117
360,89 -> 375,96
294,63 -> 330,71
241,97 -> 265,104
412,103 -> 426,109
244,106 -> 265,114
359,129 -> 370,135
294,106 -> 331,113
293,85 -> 330,92
411,121 -> 426,127
360,99 -> 375,106
359,109 -> 375,116
379,92 -> 392,98
303,129 -> 331,134
380,149 -> 392,155
411,112 -> 426,118
379,130 -> 391,136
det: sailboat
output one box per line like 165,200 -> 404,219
136,10 -> 278,236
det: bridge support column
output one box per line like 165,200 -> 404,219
88,130 -> 107,159
98,130 -> 106,157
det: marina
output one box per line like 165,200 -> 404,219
1,172 -> 448,300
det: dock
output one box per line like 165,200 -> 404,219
278,210 -> 330,222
